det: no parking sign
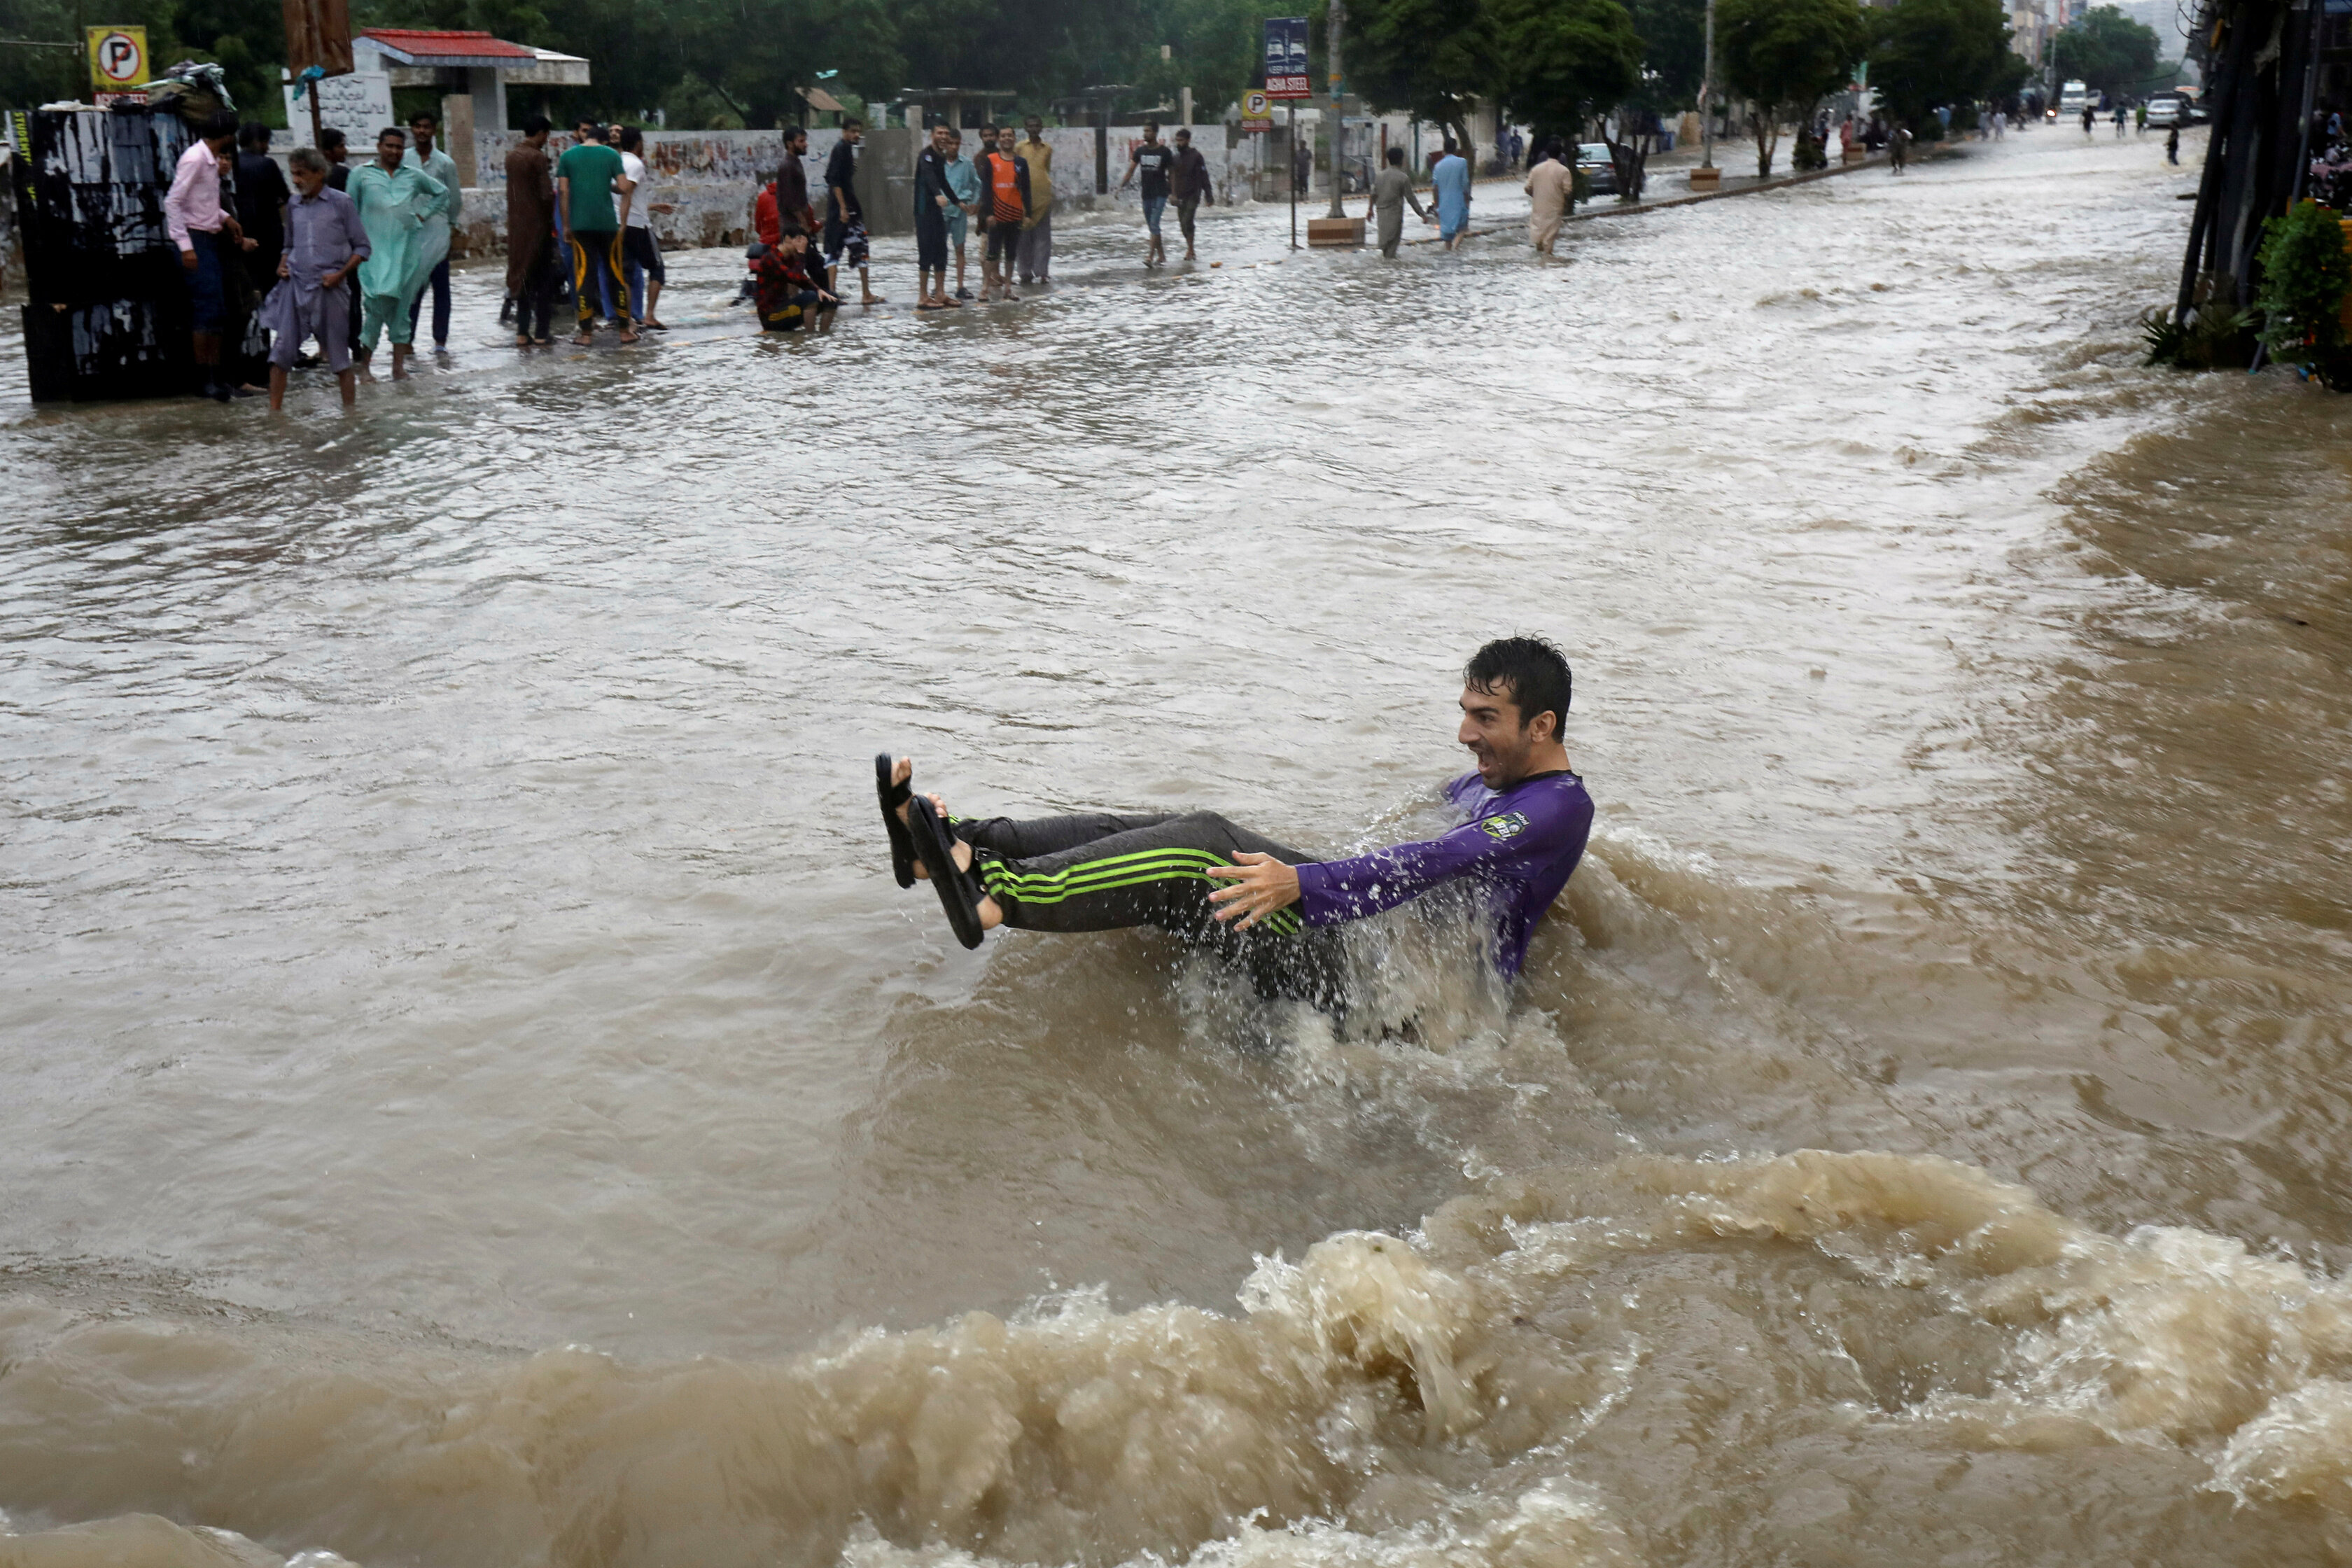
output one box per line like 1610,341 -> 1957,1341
86,27 -> 148,91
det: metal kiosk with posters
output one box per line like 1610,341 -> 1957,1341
7,104 -> 199,401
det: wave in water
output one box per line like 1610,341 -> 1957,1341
8,1149 -> 2352,1568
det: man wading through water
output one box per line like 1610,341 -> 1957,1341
872,637 -> 1592,1004
1170,127 -> 1214,261
824,118 -> 886,305
1365,145 -> 1429,257
1119,121 -> 1177,267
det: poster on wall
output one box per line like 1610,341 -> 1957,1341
282,68 -> 394,140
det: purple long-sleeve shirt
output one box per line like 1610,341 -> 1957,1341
1294,769 -> 1593,979
282,185 -> 369,288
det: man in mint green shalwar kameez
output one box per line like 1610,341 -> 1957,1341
347,127 -> 446,379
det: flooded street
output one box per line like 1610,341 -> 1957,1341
5,125 -> 2352,1567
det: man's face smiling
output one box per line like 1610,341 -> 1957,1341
1458,684 -> 1547,788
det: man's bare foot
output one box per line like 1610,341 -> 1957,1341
573,330 -> 594,346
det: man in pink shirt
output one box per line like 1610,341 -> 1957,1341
164,111 -> 251,401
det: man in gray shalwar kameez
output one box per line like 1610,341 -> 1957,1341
263,146 -> 370,410
1366,146 -> 1430,258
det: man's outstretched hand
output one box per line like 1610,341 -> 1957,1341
1207,853 -> 1301,930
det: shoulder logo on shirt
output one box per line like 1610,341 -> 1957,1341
1478,811 -> 1531,841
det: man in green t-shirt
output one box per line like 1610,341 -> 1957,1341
554,124 -> 636,344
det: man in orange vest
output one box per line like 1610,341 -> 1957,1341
973,125 -> 1032,302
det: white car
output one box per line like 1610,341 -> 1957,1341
2145,94 -> 2185,127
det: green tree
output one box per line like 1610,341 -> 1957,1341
0,0 -> 283,122
1869,0 -> 2015,128
1628,0 -> 1707,108
1716,0 -> 1866,175
2050,4 -> 2160,98
1492,0 -> 1641,186
1345,0 -> 1499,153
681,0 -> 899,129
2255,198 -> 2352,387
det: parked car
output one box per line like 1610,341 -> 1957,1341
1576,141 -> 1618,195
2146,92 -> 2186,127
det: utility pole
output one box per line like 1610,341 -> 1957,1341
1325,0 -> 1347,217
1700,0 -> 1717,171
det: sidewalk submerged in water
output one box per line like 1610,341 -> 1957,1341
1394,138 -> 1975,248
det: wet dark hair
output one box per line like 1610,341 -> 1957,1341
580,122 -> 606,141
376,125 -> 406,144
784,124 -> 806,141
319,127 -> 346,151
620,125 -> 643,151
841,116 -> 863,130
410,109 -> 438,127
237,120 -> 270,151
200,109 -> 238,141
523,113 -> 552,135
1385,145 -> 1405,164
1464,636 -> 1572,738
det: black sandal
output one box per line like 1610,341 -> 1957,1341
906,795 -> 985,950
874,752 -> 915,888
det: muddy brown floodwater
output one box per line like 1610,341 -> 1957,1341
4,125 -> 2351,1568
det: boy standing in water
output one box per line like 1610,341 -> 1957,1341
1016,116 -> 1055,284
914,122 -> 958,311
945,130 -> 980,300
974,126 -> 1030,302
874,638 -> 1592,1003
1119,121 -> 1176,267
555,122 -> 635,345
824,119 -> 886,305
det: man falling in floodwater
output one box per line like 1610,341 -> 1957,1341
873,637 -> 1593,1000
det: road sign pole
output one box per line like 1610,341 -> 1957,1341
308,77 -> 323,145
1289,102 -> 1297,248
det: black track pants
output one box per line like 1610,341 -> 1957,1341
954,809 -> 1346,1005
